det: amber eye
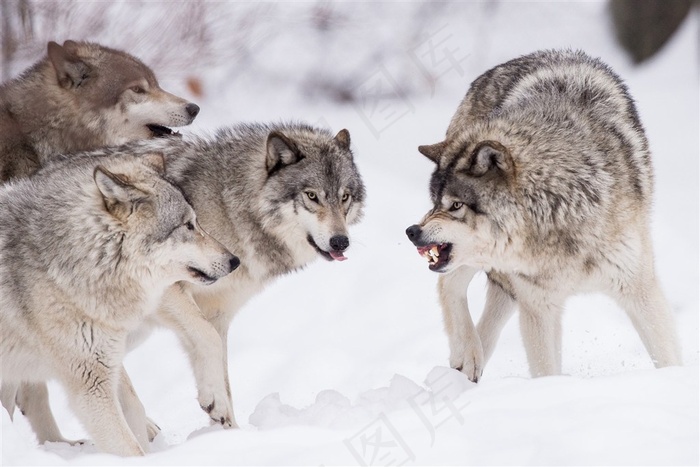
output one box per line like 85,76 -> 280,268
131,86 -> 146,94
341,193 -> 350,202
450,202 -> 464,211
306,191 -> 317,201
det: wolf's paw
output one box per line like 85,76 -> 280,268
67,438 -> 88,446
450,346 -> 484,383
198,391 -> 237,429
146,417 -> 161,442
45,437 -> 87,446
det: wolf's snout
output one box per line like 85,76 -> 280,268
216,252 -> 240,277
406,225 -> 422,244
186,103 -> 200,118
329,235 -> 349,252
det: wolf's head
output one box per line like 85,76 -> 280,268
45,40 -> 199,146
406,130 -> 519,274
259,127 -> 365,263
93,154 -> 239,287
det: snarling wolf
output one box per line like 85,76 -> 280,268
0,153 -> 238,456
0,40 -> 200,182
406,49 -> 681,381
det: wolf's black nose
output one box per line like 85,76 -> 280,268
330,235 -> 349,252
405,225 -> 421,242
229,255 -> 240,272
186,103 -> 200,118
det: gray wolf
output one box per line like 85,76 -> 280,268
0,38 -> 201,448
406,49 -> 681,382
0,40 -> 200,182
58,121 -> 366,432
0,153 -> 238,456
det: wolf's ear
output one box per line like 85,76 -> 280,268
266,132 -> 303,175
47,41 -> 90,89
94,166 -> 147,219
418,142 -> 446,164
140,153 -> 166,174
334,129 -> 351,150
468,141 -> 513,177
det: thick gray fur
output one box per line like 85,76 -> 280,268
0,153 -> 236,456
53,121 -> 366,430
408,49 -> 680,381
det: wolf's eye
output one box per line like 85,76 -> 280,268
131,86 -> 146,94
449,202 -> 464,211
341,193 -> 350,203
184,221 -> 195,231
306,191 -> 318,201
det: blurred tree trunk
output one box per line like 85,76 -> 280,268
610,0 -> 694,63
1,0 -> 34,81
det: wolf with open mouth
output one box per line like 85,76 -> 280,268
406,49 -> 681,382
0,40 -> 199,182
65,121 -> 366,432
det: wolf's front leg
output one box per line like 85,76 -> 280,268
60,358 -> 144,456
438,265 -> 483,382
477,278 -> 517,365
211,314 -> 238,428
158,286 -> 235,428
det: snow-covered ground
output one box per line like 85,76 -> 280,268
2,2 -> 698,465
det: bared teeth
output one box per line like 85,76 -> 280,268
422,245 -> 440,264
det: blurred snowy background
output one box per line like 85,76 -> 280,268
1,1 -> 698,465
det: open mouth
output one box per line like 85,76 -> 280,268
307,235 -> 347,262
187,266 -> 217,284
417,243 -> 452,271
147,124 -> 181,138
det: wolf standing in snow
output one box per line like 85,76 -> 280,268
0,39 -> 201,448
77,121 -> 366,428
0,40 -> 200,182
0,152 -> 238,456
406,50 -> 681,381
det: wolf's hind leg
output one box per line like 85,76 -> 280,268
1,382 -> 18,419
519,301 -> 563,377
146,416 -> 161,442
613,271 -> 681,368
15,381 -> 86,445
118,368 -> 150,451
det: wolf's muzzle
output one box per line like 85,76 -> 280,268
405,224 -> 423,246
329,235 -> 349,252
185,103 -> 200,119
228,255 -> 241,272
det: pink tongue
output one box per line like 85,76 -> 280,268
329,250 -> 347,261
